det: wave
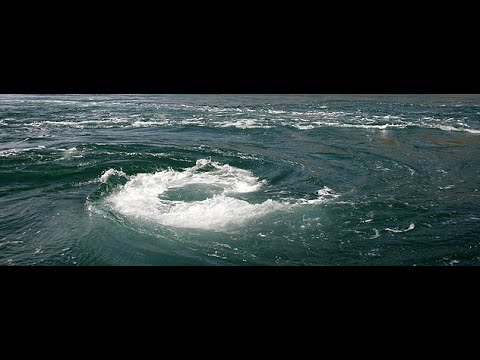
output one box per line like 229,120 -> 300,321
131,120 -> 170,127
385,223 -> 415,233
423,124 -> 480,134
24,118 -> 130,128
290,120 -> 480,133
99,168 -> 128,183
4,108 -> 479,133
0,145 -> 46,157
219,119 -> 274,129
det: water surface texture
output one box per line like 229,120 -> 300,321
1,94 -> 479,265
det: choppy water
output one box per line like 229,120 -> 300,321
1,94 -> 479,265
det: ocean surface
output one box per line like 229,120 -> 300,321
1,94 -> 479,266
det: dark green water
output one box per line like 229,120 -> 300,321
1,94 -> 479,265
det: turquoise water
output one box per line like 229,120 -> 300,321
1,94 -> 479,265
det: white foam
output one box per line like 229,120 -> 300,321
101,159 -> 339,231
330,123 -> 407,130
298,186 -> 341,204
316,186 -> 339,198
418,117 -> 480,133
289,118 -> 480,134
290,119 -> 410,131
111,194 -> 285,231
57,146 -> 77,152
434,125 -> 480,134
180,118 -> 206,126
292,124 -> 315,130
0,145 -> 46,157
56,146 -> 84,160
369,229 -> 381,239
106,158 -> 263,195
219,119 -> 273,129
131,120 -> 170,127
99,168 -> 127,183
385,223 -> 415,233
265,109 -> 288,114
0,149 -> 20,157
26,118 -> 130,128
104,159 -> 278,230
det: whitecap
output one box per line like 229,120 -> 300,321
439,185 -> 455,190
0,145 -> 46,157
219,119 -> 272,129
131,120 -> 170,127
292,124 -> 315,130
369,229 -> 381,239
25,118 -> 130,128
265,109 -> 288,114
99,168 -> 128,183
385,223 -> 415,233
299,186 -> 340,204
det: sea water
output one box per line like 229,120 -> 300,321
1,94 -> 479,265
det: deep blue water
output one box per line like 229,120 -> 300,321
1,94 -> 479,265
